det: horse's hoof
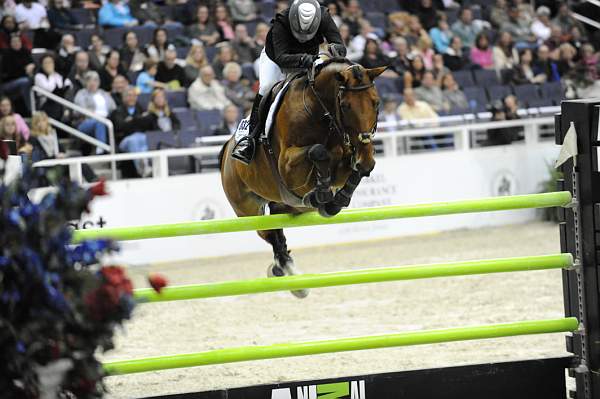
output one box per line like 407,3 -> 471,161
315,189 -> 334,204
275,260 -> 310,299
267,263 -> 285,277
319,203 -> 342,218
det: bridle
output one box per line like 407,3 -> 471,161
305,63 -> 379,152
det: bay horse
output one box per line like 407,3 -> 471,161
220,57 -> 386,298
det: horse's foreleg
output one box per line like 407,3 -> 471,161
303,144 -> 334,208
258,203 -> 309,298
321,170 -> 364,217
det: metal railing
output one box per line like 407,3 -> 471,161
33,114 -> 557,184
31,86 -> 117,179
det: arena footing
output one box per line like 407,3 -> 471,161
139,356 -> 574,399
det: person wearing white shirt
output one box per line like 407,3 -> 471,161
14,0 -> 47,29
531,6 -> 552,42
34,54 -> 71,120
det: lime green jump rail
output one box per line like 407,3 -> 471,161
134,254 -> 573,303
103,317 -> 579,375
73,191 -> 572,242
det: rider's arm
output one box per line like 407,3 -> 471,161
271,21 -> 314,69
320,10 -> 346,58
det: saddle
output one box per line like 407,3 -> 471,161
257,72 -> 305,141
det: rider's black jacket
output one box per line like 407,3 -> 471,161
265,7 -> 346,70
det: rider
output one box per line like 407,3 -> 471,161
231,0 -> 347,165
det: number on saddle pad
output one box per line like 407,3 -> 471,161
234,118 -> 251,143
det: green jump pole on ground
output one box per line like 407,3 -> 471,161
103,317 -> 579,375
74,191 -> 572,242
134,254 -> 572,303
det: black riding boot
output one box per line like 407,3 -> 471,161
232,94 -> 263,165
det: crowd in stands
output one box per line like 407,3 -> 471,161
0,0 -> 599,178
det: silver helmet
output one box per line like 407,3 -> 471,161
289,0 -> 321,43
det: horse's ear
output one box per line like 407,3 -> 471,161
367,66 -> 388,81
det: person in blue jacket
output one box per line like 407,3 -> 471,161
98,0 -> 138,28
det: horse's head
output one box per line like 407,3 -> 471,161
319,63 -> 387,176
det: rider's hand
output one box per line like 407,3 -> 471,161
300,54 -> 317,69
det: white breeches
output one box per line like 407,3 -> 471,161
258,48 -> 286,96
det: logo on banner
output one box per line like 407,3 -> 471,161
68,217 -> 108,230
271,380 -> 365,399
491,170 -> 517,197
191,198 -> 225,220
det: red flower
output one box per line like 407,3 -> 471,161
89,178 -> 108,198
148,274 -> 168,293
85,266 -> 134,321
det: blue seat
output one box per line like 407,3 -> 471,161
103,27 -> 128,48
166,91 -> 187,108
71,8 -> 94,25
486,85 -> 512,102
366,12 -> 386,29
513,84 -> 541,108
194,109 -> 223,135
138,93 -> 152,109
205,46 -> 218,62
375,77 -> 399,96
474,69 -> 500,86
176,46 -> 190,60
145,130 -> 177,150
165,24 -> 184,40
462,87 -> 487,112
241,63 -> 257,81
172,108 -> 197,131
452,70 -> 475,88
132,25 -> 154,46
540,82 -> 564,105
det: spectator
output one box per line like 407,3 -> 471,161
146,28 -> 171,62
120,31 -> 147,73
553,3 -> 584,34
500,6 -> 535,46
511,48 -> 547,85
414,71 -> 445,112
99,50 -> 127,91
212,42 -> 237,80
0,15 -> 32,49
415,0 -> 438,31
15,0 -> 60,49
146,87 -> 180,132
431,53 -> 450,82
29,111 -> 63,162
341,0 -> 363,37
413,35 -> 434,69
73,71 -> 117,154
493,31 -> 519,72
545,25 -> 564,52
47,0 -> 79,31
429,14 -> 452,54
326,1 -> 343,27
0,0 -> 16,21
56,33 -> 79,77
213,104 -> 240,135
187,5 -> 221,47
110,85 -> 151,176
533,44 -> 560,82
378,95 -> 400,130
405,15 -> 428,48
227,0 -> 257,23
398,87 -> 440,148
451,7 -> 481,47
129,0 -> 165,26
184,44 -> 209,83
531,6 -> 552,43
504,94 -> 520,120
136,59 -> 167,94
156,47 -> 188,90
580,43 -> 599,84
489,0 -> 509,28
214,4 -> 234,41
68,51 -> 91,93
188,65 -> 232,111
88,34 -> 109,71
348,20 -> 376,62
569,26 -> 584,52
441,73 -> 468,112
340,23 -> 361,61
360,37 -> 390,70
0,34 -> 34,113
470,32 -> 494,69
0,114 -> 30,154
404,55 -> 426,89
485,100 -> 518,146
254,22 -> 269,53
556,42 -> 578,81
110,74 -> 129,106
388,36 -> 411,76
513,0 -> 535,24
443,36 -> 470,71
232,23 -> 259,64
0,96 -> 29,141
222,61 -> 254,112
34,53 -> 72,120
98,0 -> 138,28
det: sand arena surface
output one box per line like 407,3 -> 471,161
103,222 -> 569,398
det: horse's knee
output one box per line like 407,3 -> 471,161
308,144 -> 330,163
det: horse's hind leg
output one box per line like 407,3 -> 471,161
258,202 -> 309,299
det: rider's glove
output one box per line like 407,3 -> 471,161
328,43 -> 346,58
300,54 -> 317,69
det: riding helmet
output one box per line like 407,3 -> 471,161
289,0 -> 322,43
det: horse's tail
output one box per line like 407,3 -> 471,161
217,139 -> 230,172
